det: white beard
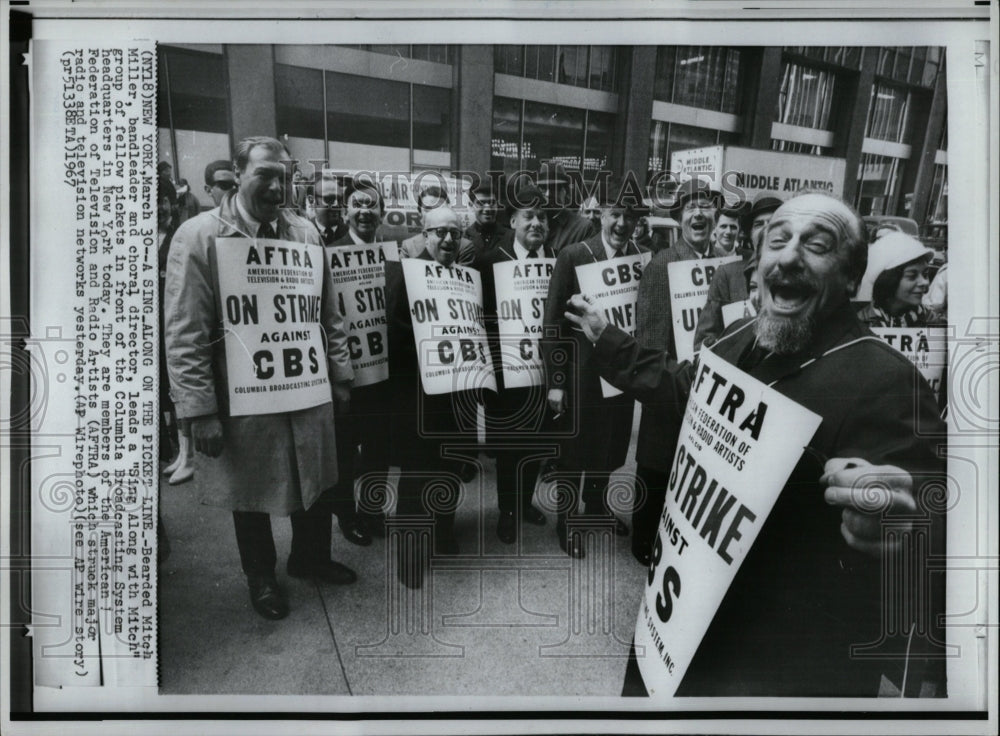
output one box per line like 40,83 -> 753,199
755,311 -> 815,355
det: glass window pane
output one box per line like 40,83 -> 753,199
665,122 -> 719,169
775,61 -> 836,130
521,100 -> 584,172
590,46 -> 615,91
325,70 -> 409,148
162,47 -> 228,133
495,45 -> 523,76
557,46 -> 588,87
647,120 -> 668,182
855,152 -> 905,216
877,47 -> 894,77
866,82 -> 909,143
491,96 -> 522,174
893,47 -> 912,83
410,45 -> 449,64
584,110 -> 615,179
369,44 -> 409,58
525,45 -> 539,79
721,49 -> 741,113
412,84 -> 451,152
275,63 -> 325,140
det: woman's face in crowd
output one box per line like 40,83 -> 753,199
890,262 -> 931,313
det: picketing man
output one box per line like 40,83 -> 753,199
541,179 -> 649,558
320,180 -> 393,545
694,194 -> 783,352
164,136 -> 357,621
465,177 -> 510,257
203,159 -> 239,207
474,184 -> 553,543
629,178 -> 723,567
313,170 -> 350,245
385,204 -> 479,588
400,183 -> 478,265
563,191 -> 946,696
531,160 -> 597,254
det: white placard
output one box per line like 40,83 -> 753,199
635,349 -> 822,697
327,242 -> 391,387
401,259 -> 497,395
492,258 -> 556,388
669,256 -> 742,362
216,237 -> 332,416
721,299 -> 757,328
575,253 -> 650,398
871,326 -> 948,401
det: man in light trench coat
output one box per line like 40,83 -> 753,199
165,136 -> 356,621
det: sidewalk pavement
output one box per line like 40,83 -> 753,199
158,408 -> 647,696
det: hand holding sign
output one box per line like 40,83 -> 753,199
821,457 -> 918,558
192,415 -> 224,457
564,293 -> 607,343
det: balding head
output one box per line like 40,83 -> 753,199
422,206 -> 461,266
754,192 -> 867,354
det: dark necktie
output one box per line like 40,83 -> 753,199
258,222 -> 277,240
323,226 -> 334,244
526,249 -> 538,258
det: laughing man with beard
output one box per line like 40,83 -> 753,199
564,191 -> 946,697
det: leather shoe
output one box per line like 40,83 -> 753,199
338,517 -> 372,547
522,504 -> 546,526
556,524 -> 585,559
287,558 -> 357,585
496,511 -> 517,544
247,574 -> 288,620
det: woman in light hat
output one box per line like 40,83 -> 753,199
856,231 -> 936,327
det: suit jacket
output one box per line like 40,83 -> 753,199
593,302 -> 946,696
316,221 -> 350,245
465,221 -> 510,260
497,208 -> 597,255
384,249 -> 476,466
633,237 -> 728,472
693,254 -> 755,351
541,234 -> 648,471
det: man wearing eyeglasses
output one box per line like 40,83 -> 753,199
629,178 -> 725,567
385,205 -> 476,587
399,184 -> 477,265
465,178 -> 509,258
313,171 -> 350,245
203,159 -> 238,207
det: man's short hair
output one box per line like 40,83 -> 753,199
506,184 -> 547,215
233,136 -> 290,172
781,190 -> 869,287
416,184 -> 450,211
204,159 -> 234,186
346,181 -> 386,214
469,177 -> 498,204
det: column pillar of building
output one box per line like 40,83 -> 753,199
225,45 -> 277,144
908,66 -> 947,225
455,45 -> 495,177
615,46 -> 657,181
837,48 -> 879,206
745,47 -> 784,150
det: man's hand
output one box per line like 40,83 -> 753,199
332,380 -> 351,413
547,388 -> 566,416
821,457 -> 917,558
191,414 -> 223,457
564,293 -> 608,343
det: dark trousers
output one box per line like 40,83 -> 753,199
330,383 -> 392,519
556,472 -> 613,515
485,386 -> 548,514
632,465 -> 669,557
232,490 -> 334,577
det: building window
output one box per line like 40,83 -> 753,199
412,85 -> 452,152
275,64 -> 325,141
875,47 -> 940,88
157,45 -> 231,208
927,163 -> 948,224
647,121 -> 735,181
490,96 -> 615,180
652,46 -> 742,114
495,45 -> 619,92
855,153 -> 906,217
324,70 -> 410,149
865,82 -> 910,143
775,61 -> 836,131
784,46 -> 862,70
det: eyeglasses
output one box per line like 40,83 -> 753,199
212,180 -> 237,191
321,195 -> 342,206
425,227 -> 462,240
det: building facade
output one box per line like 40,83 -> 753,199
157,43 -> 947,230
